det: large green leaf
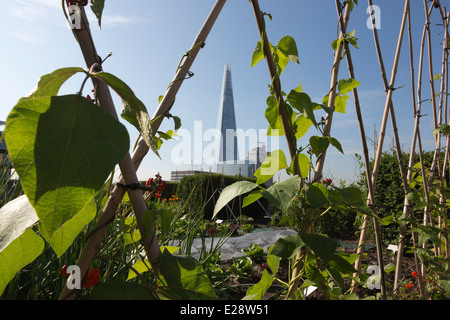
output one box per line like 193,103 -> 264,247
0,195 -> 38,253
337,78 -> 361,95
242,189 -> 263,208
286,91 -> 317,126
90,71 -> 160,157
274,47 -> 290,75
298,153 -> 311,178
300,233 -> 337,265
0,195 -> 44,295
309,136 -> 328,156
4,95 -> 129,256
25,67 -> 85,99
270,234 -> 304,259
157,249 -> 216,300
243,269 -> 274,300
261,175 -> 301,212
0,228 -> 44,295
254,149 -> 288,185
213,181 -> 258,219
265,96 -> 284,136
306,183 -> 329,208
294,114 -> 313,140
277,35 -> 300,64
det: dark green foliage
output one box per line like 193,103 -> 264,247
359,150 -> 444,244
175,173 -> 269,219
315,209 -> 359,240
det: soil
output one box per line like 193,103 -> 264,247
217,218 -> 418,300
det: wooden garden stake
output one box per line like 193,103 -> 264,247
249,0 -> 301,178
335,0 -> 386,299
350,0 -> 410,296
58,5 -> 161,299
367,0 -> 422,295
392,1 -> 428,295
127,0 -> 226,171
286,1 -> 352,299
58,0 -> 226,299
253,0 -> 350,299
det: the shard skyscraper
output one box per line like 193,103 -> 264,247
215,64 -> 269,179
216,64 -> 238,163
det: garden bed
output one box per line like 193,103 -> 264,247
214,217 -> 420,300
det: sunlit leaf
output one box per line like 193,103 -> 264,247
270,234 -> 304,259
5,95 -> 129,256
243,269 -> 273,300
157,249 -> 216,299
277,35 -> 300,64
0,228 -> 44,296
213,181 -> 258,219
91,71 -> 160,158
261,176 -> 301,212
294,114 -> 313,140
338,78 -> 361,95
24,67 -> 85,99
254,150 -> 288,185
251,40 -> 265,68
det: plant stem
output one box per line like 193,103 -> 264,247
285,1 -> 351,300
58,0 -> 226,300
58,5 -> 161,299
249,0 -> 300,178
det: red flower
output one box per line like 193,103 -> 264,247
61,265 -> 69,279
411,271 -> 418,278
146,173 -> 166,198
260,262 -> 269,271
207,228 -> 218,236
67,0 -> 88,6
86,94 -> 93,101
83,268 -> 100,288
405,283 -> 413,290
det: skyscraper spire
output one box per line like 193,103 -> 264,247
216,63 -> 238,163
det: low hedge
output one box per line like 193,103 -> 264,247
175,173 -> 270,220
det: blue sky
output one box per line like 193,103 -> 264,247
1,0 -> 448,185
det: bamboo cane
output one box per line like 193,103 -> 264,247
393,1 -> 427,295
336,1 -> 387,299
58,0 -> 226,299
350,0 -> 410,295
435,6 -> 449,259
442,10 -> 450,269
367,0 -> 423,295
58,5 -> 161,299
283,2 -> 351,300
249,0 -> 300,178
362,0 -> 418,298
422,0 -> 443,277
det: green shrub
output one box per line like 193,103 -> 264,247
358,150 -> 444,244
175,173 -> 269,220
